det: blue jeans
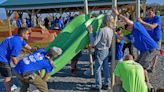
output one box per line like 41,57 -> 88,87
94,49 -> 110,89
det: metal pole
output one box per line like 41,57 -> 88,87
6,10 -> 12,36
84,0 -> 89,14
136,0 -> 140,57
84,0 -> 94,76
136,0 -> 140,19
143,1 -> 146,18
111,0 -> 117,91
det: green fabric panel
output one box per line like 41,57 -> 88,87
40,14 -> 90,76
45,14 -> 90,51
44,14 -> 104,75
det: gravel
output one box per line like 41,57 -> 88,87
0,50 -> 163,92
148,56 -> 164,89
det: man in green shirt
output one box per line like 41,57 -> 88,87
114,55 -> 148,92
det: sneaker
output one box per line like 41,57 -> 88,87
101,85 -> 109,90
11,84 -> 18,92
71,68 -> 77,74
71,66 -> 80,74
90,87 -> 101,92
83,70 -> 93,77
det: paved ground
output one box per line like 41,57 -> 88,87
0,50 -> 163,92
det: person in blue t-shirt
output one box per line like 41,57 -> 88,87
139,7 -> 162,45
115,27 -> 124,62
16,18 -> 22,28
15,47 -> 62,92
138,7 -> 162,72
44,17 -> 49,29
0,27 -> 33,92
113,8 -> 159,85
58,16 -> 64,31
26,17 -> 33,28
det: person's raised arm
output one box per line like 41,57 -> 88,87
115,33 -> 130,42
24,44 -> 32,50
87,25 -> 102,46
138,17 -> 158,29
24,44 -> 38,52
113,8 -> 133,26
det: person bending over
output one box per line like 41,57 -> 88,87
15,46 -> 62,92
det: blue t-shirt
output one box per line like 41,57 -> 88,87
15,49 -> 53,75
116,39 -> 124,60
144,16 -> 162,41
70,16 -> 74,21
0,35 -> 26,63
16,19 -> 22,28
26,19 -> 33,27
126,22 -> 158,53
58,19 -> 64,30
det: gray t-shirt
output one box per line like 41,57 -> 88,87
89,27 -> 113,50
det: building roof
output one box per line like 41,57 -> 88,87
0,0 -> 146,12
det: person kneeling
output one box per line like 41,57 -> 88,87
114,55 -> 148,92
14,46 -> 62,92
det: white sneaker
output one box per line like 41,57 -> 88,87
11,84 -> 18,91
83,70 -> 94,76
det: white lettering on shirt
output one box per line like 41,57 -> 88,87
23,52 -> 44,65
23,57 -> 30,65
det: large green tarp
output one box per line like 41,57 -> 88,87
45,14 -> 104,75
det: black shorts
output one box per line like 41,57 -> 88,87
0,62 -> 12,77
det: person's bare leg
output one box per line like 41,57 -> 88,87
144,70 -> 150,83
148,55 -> 158,72
71,60 -> 78,73
152,56 -> 158,69
4,77 -> 12,92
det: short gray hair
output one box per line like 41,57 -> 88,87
102,14 -> 115,28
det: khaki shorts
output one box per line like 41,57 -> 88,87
156,40 -> 161,49
136,49 -> 159,69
